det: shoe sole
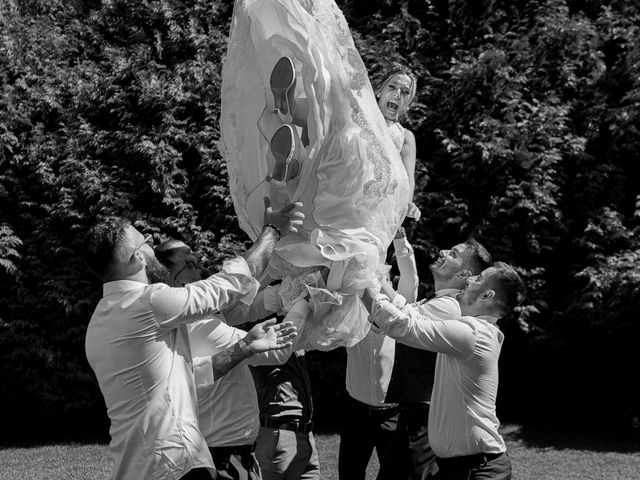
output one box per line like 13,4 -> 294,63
269,125 -> 300,184
270,57 -> 296,116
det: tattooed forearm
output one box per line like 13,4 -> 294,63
211,341 -> 252,379
242,226 -> 279,278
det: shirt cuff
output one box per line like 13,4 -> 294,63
391,293 -> 407,309
263,285 -> 282,313
369,295 -> 403,332
224,257 -> 260,305
393,236 -> 414,259
192,356 -> 215,390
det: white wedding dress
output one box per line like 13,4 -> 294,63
220,0 -> 410,349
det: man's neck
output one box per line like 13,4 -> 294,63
119,270 -> 149,284
476,314 -> 500,324
460,306 -> 500,323
434,280 -> 465,291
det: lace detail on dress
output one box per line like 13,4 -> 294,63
310,0 -> 365,95
388,122 -> 406,153
279,269 -> 325,313
352,106 -> 398,209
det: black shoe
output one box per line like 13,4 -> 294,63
268,124 -> 300,185
270,57 -> 296,117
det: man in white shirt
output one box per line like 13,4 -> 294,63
367,262 -> 526,480
155,239 -> 298,480
377,238 -> 492,480
338,228 -> 417,480
83,199 -> 303,480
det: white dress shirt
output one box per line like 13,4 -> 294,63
187,287 -> 292,448
372,302 -> 507,458
188,318 -> 260,447
85,257 -> 258,480
345,236 -> 419,406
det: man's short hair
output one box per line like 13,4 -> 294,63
463,238 -> 492,275
83,217 -> 131,280
490,261 -> 527,315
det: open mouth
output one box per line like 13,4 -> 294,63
431,256 -> 445,269
386,101 -> 399,112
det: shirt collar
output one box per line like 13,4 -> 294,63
476,314 -> 500,325
103,280 -> 148,297
434,288 -> 461,298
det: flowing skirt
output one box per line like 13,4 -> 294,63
220,0 -> 410,349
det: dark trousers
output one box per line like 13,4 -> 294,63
180,467 -> 216,480
210,445 -> 260,480
338,396 -> 399,480
435,452 -> 512,480
377,403 -> 437,480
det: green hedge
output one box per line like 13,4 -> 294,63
1,0 -> 638,439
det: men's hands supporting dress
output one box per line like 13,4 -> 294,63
243,318 -> 298,354
242,199 -> 305,279
263,197 -> 305,235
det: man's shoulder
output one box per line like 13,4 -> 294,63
423,295 -> 461,314
458,316 -> 504,344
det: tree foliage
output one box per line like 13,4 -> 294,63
0,0 -> 638,437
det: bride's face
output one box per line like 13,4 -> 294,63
378,73 -> 413,121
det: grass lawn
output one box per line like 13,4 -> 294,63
1,425 -> 638,480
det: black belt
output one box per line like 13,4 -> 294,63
438,451 -> 505,466
367,404 -> 399,416
349,396 -> 399,416
260,418 -> 314,434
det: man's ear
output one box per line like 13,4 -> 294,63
458,270 -> 472,279
480,289 -> 495,302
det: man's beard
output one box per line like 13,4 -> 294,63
458,286 -> 481,306
146,257 -> 170,284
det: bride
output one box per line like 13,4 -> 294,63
220,0 -> 411,350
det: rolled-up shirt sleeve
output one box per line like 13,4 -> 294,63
394,237 -> 419,303
374,301 -> 476,359
193,356 -> 215,391
222,285 -> 282,326
189,318 -> 244,390
150,257 -> 260,329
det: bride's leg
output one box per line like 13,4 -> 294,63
291,98 -> 309,147
270,57 -> 310,146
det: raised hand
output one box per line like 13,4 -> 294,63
243,318 -> 298,353
263,197 -> 305,235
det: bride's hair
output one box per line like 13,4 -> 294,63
375,65 -> 417,117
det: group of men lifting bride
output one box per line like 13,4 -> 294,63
83,1 -> 526,479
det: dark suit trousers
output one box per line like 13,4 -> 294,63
377,403 -> 437,480
338,396 -> 399,480
180,467 -> 216,480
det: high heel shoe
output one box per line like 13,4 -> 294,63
270,57 -> 297,119
267,124 -> 301,186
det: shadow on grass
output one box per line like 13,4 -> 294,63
0,431 -> 109,450
501,423 -> 640,453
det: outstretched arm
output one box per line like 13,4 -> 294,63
208,318 -> 297,379
242,198 -> 304,279
401,129 -> 416,201
368,295 -> 474,358
222,285 -> 282,326
393,227 -> 419,303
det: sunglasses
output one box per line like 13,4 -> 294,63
132,234 -> 153,257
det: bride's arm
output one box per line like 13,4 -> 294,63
401,129 -> 416,201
